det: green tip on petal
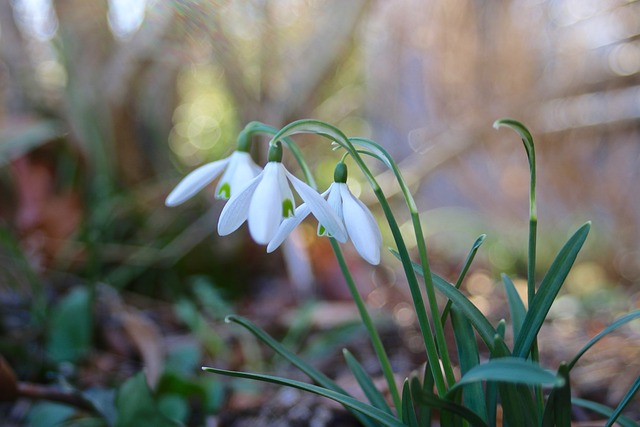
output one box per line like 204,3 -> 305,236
333,162 -> 348,183
282,198 -> 294,218
218,182 -> 231,199
268,142 -> 284,162
318,224 -> 326,235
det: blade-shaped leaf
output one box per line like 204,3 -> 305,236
568,310 -> 640,370
451,306 -> 487,423
390,249 -> 499,352
401,379 -> 419,427
605,376 -> 640,427
502,273 -> 526,340
572,398 -> 639,427
343,349 -> 393,415
541,363 -> 571,427
451,357 -> 564,389
513,222 -> 590,358
224,315 -> 377,427
202,367 -> 405,427
410,386 -> 489,427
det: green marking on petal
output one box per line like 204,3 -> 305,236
318,224 -> 326,235
218,183 -> 231,199
282,199 -> 294,218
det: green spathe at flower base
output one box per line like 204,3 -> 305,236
164,119 -> 639,426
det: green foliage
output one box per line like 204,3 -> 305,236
201,119 -> 640,426
46,287 -> 93,363
115,372 -> 181,427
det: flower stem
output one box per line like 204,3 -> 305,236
329,238 -> 402,415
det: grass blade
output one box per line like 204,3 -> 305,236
401,379 -> 419,427
451,357 -> 564,390
451,306 -> 487,423
541,363 -> 571,427
391,249 -> 499,352
202,367 -> 405,427
513,222 -> 591,358
343,349 -> 393,415
605,376 -> 640,427
572,398 -> 639,427
225,315 -> 377,427
410,387 -> 489,427
568,310 -> 640,370
502,273 -> 526,341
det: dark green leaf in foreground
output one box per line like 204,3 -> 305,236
451,357 -> 564,390
202,367 -> 406,427
115,372 -> 181,427
46,287 -> 93,363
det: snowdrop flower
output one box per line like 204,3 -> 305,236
217,143 -> 347,245
165,150 -> 262,207
268,162 -> 382,265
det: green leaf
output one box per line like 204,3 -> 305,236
441,234 -> 486,324
502,273 -> 526,340
451,306 -> 487,423
493,118 -> 535,174
343,349 -> 393,415
572,398 -> 640,427
390,249 -> 499,352
452,357 -> 564,389
513,222 -> 591,358
568,310 -> 640,370
202,367 -> 405,427
401,379 -> 419,427
541,363 -> 571,427
224,315 -> 377,427
46,287 -> 93,363
409,386 -> 489,427
26,402 -> 76,427
115,372 -> 181,427
606,375 -> 640,427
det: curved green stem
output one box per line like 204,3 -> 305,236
267,119 -> 450,395
237,121 -> 317,189
329,238 -> 402,415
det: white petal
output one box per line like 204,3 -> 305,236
248,162 -> 284,244
267,203 -> 312,253
165,158 -> 229,206
286,171 -> 347,243
217,171 -> 263,235
215,151 -> 262,199
318,183 -> 344,236
276,163 -> 296,217
340,184 -> 382,265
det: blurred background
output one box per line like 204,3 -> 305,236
1,0 -> 639,425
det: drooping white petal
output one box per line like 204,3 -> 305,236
340,184 -> 382,265
217,171 -> 263,236
165,158 -> 230,206
215,151 -> 262,199
248,162 -> 284,244
286,171 -> 347,243
267,203 -> 312,253
318,183 -> 344,236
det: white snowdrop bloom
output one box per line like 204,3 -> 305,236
217,144 -> 347,245
165,151 -> 261,207
268,163 -> 382,265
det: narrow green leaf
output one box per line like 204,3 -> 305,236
390,249 -> 499,351
513,222 -> 591,358
441,234 -> 487,323
410,387 -> 489,427
568,310 -> 640,370
451,306 -> 488,423
490,336 -> 539,427
493,118 -> 535,174
502,273 -> 526,340
202,367 -> 405,427
417,367 -> 433,426
343,349 -> 393,415
542,363 -> 571,427
605,376 -> 640,427
224,316 -> 377,427
451,357 -> 564,390
401,379 -> 419,427
572,398 -> 639,427
0,120 -> 63,166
